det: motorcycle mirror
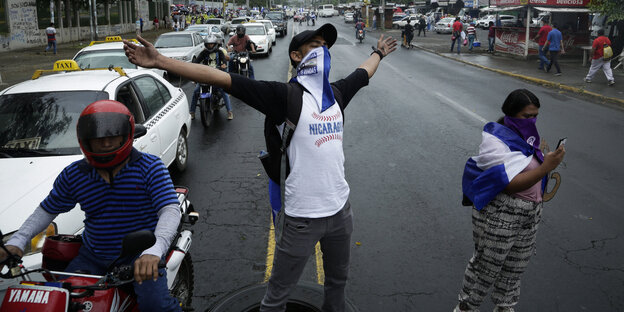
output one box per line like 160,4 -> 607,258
134,124 -> 147,139
119,230 -> 156,259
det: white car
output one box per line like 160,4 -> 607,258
344,12 -> 354,23
244,23 -> 272,56
255,19 -> 277,46
154,31 -> 205,63
435,17 -> 456,34
186,24 -> 212,39
0,60 -> 191,294
228,17 -> 252,36
477,15 -> 496,29
393,15 -> 419,29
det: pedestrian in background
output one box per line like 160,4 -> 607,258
153,17 -> 159,30
533,18 -> 552,71
404,19 -> 414,49
584,29 -> 615,86
544,23 -> 564,76
487,21 -> 495,53
450,17 -> 463,54
140,17 -> 144,33
466,22 -> 476,52
372,14 -> 377,30
455,89 -> 565,312
417,15 -> 427,37
45,22 -> 57,54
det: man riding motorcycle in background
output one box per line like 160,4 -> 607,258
227,24 -> 257,79
190,35 -> 234,120
355,19 -> 366,38
0,100 -> 182,312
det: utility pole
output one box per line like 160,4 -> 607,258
380,0 -> 385,30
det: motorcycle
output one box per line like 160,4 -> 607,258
199,83 -> 225,128
356,29 -> 365,43
232,51 -> 251,78
0,187 -> 198,312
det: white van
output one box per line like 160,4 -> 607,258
320,4 -> 334,17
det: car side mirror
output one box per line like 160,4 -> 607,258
134,124 -> 147,139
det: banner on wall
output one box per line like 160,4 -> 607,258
492,0 -> 589,6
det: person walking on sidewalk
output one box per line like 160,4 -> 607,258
404,20 -> 415,48
45,23 -> 57,54
123,25 -> 397,312
533,18 -> 552,71
544,23 -> 564,76
372,14 -> 377,30
487,21 -> 495,53
450,17 -> 464,54
417,15 -> 427,37
584,29 -> 615,86
153,17 -> 159,30
467,22 -> 477,52
454,89 -> 566,312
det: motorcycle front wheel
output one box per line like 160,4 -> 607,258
170,253 -> 194,309
199,97 -> 213,128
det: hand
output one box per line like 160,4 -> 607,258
543,145 -> 565,172
134,254 -> 161,284
0,245 -> 24,271
221,64 -> 227,70
376,34 -> 398,57
123,35 -> 161,69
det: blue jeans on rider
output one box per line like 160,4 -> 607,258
190,83 -> 232,113
538,45 -> 550,69
228,59 -> 255,79
64,246 -> 180,312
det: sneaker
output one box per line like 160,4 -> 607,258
190,112 -> 195,120
584,78 -> 592,83
554,72 -> 562,76
493,306 -> 515,312
227,111 -> 234,120
453,301 -> 479,312
608,80 -> 615,86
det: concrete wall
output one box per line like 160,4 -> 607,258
0,0 -> 164,52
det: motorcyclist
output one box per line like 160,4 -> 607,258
227,24 -> 256,79
0,100 -> 182,312
355,19 -> 366,38
190,35 -> 234,120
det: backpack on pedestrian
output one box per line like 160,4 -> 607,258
603,43 -> 613,61
259,82 -> 344,185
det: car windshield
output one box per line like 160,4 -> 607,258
0,91 -> 109,156
154,34 -> 193,48
261,22 -> 272,28
206,19 -> 222,24
231,19 -> 246,25
187,26 -> 208,32
73,50 -> 138,69
246,26 -> 265,35
266,13 -> 282,20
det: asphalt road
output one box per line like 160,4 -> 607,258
170,17 -> 624,311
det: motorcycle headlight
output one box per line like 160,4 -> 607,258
240,57 -> 247,63
2,223 -> 57,256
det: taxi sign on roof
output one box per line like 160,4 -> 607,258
31,59 -> 127,79
54,60 -> 81,71
88,36 -> 139,46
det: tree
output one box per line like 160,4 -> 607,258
589,0 -> 624,55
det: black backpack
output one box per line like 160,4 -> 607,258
259,82 -> 344,185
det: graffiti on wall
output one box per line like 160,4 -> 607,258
7,0 -> 43,48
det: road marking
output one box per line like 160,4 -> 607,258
435,92 -> 488,124
264,23 -> 325,286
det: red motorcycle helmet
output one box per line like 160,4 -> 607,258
77,100 -> 135,169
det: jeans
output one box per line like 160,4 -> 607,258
538,45 -> 550,69
548,50 -> 561,73
372,20 -> 376,29
260,202 -> 353,312
418,27 -> 426,36
488,37 -> 495,52
229,59 -> 255,79
468,34 -> 475,51
45,41 -> 56,54
450,35 -> 461,54
190,83 -> 232,113
65,246 -> 180,312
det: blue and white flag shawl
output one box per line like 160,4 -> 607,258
290,46 -> 336,113
462,122 -> 546,210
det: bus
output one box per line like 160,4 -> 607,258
319,4 -> 334,17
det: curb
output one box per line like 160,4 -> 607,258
409,43 -> 624,108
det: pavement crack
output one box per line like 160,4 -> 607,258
560,235 -> 624,273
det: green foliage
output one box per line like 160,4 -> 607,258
589,0 -> 624,22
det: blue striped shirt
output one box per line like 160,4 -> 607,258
40,149 -> 179,259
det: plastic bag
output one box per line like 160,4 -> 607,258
463,39 -> 468,46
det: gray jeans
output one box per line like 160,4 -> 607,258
260,201 -> 353,312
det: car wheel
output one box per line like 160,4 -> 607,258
173,129 -> 188,172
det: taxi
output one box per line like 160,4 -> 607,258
72,36 -> 166,79
0,60 -> 191,293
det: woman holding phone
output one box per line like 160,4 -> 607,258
454,89 -> 565,312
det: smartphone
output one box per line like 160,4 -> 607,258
556,138 -> 567,149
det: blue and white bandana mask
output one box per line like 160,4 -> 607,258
291,46 -> 336,113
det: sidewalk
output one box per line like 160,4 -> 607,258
371,27 -> 624,106
0,28 -> 170,90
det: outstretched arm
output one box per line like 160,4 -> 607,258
358,34 -> 398,79
124,35 -> 232,90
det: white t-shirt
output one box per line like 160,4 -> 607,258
284,93 -> 349,218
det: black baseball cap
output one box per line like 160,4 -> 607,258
288,23 -> 338,53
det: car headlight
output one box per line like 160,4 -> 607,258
2,223 -> 57,256
259,39 -> 267,44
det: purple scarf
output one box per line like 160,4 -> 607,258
504,116 -> 544,162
